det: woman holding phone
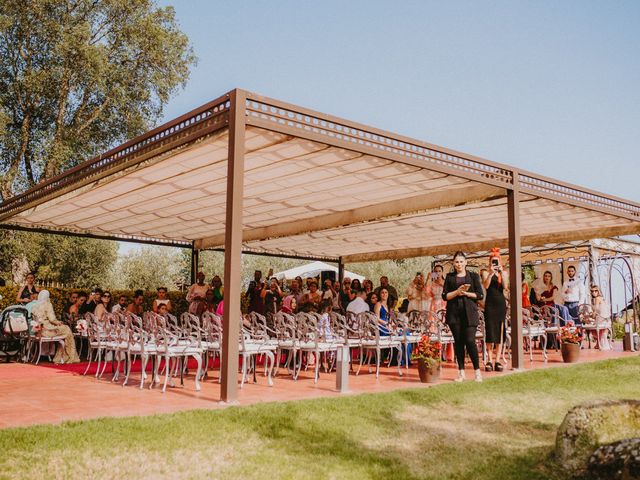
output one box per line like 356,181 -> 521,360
481,249 -> 508,372
442,251 -> 484,382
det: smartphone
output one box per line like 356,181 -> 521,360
491,258 -> 499,267
431,272 -> 437,281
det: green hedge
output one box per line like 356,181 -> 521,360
0,286 -> 251,317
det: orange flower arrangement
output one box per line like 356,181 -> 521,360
559,325 -> 584,344
411,335 -> 442,368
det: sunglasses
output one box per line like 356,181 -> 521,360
103,294 -> 111,298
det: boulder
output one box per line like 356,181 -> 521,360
587,437 -> 640,479
556,400 -> 640,475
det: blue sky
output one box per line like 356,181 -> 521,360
122,0 -> 639,255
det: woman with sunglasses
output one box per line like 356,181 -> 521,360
94,291 -> 112,319
590,286 -> 612,350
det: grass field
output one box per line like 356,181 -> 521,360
1,357 -> 638,479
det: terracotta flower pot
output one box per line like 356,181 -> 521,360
561,342 -> 580,363
417,358 -> 440,383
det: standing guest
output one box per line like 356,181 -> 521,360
288,279 -> 304,308
339,277 -> 352,312
80,288 -> 102,315
428,265 -> 446,314
63,292 -> 79,315
262,278 -> 285,315
301,281 -> 322,312
366,291 -> 379,311
442,251 -> 484,383
210,276 -> 224,311
521,273 -> 531,309
215,299 -> 224,317
94,291 -> 112,319
347,289 -> 370,314
322,279 -> 335,303
561,265 -> 586,324
374,288 -> 391,335
332,280 -> 342,311
350,279 -> 362,292
112,295 -> 129,314
69,292 -> 88,318
405,272 -> 430,312
294,276 -> 304,291
31,290 -> 80,364
375,276 -> 398,309
362,279 -> 374,295
590,285 -> 612,350
247,270 -> 267,314
153,287 -> 173,313
127,290 -> 145,316
481,250 -> 508,372
536,271 -> 572,325
16,272 -> 39,304
187,272 -> 208,313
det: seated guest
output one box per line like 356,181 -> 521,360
347,289 -> 369,314
300,281 -> 322,312
153,287 -> 173,313
373,288 -> 391,335
31,290 -> 80,364
94,291 -> 112,318
157,303 -> 169,316
375,276 -> 398,309
281,294 -> 297,314
339,278 -> 352,312
63,291 -> 79,315
366,291 -> 379,311
127,290 -> 145,316
111,295 -> 128,314
80,288 -> 102,315
535,271 -> 571,324
16,272 -> 39,304
69,292 -> 87,318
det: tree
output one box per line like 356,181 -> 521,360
0,230 -> 118,286
0,0 -> 196,198
109,245 -> 188,291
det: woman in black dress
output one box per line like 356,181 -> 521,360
442,251 -> 484,382
482,251 -> 509,372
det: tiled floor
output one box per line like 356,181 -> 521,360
0,345 -> 632,429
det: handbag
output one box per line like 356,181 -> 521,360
3,311 -> 29,333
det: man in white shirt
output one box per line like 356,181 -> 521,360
111,295 -> 128,314
561,265 -> 586,324
346,289 -> 369,314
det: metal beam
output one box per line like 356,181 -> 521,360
220,89 -> 246,404
507,174 -> 524,370
0,223 -> 192,248
341,224 -> 640,263
203,247 -> 339,263
195,185 -> 505,249
190,245 -> 199,285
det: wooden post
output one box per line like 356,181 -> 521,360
338,257 -> 344,284
220,89 -> 246,403
190,245 -> 199,285
507,172 -> 524,370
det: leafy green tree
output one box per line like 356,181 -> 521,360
109,245 -> 188,291
0,230 -> 117,286
0,0 -> 196,198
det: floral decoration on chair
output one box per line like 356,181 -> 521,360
411,335 -> 442,368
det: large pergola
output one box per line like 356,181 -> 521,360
1,89 -> 639,402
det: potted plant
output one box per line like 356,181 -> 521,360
559,325 -> 583,363
411,335 -> 442,383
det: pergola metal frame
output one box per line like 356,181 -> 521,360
1,88 -> 639,403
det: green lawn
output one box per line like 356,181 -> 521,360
1,357 -> 638,479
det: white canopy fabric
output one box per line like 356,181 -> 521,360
274,261 -> 365,282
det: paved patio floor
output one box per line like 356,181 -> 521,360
0,344 -> 631,429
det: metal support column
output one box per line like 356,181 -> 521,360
220,89 -> 246,403
190,244 -> 199,285
507,173 -> 524,370
338,257 -> 345,284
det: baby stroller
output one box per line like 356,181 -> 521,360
0,305 -> 30,362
